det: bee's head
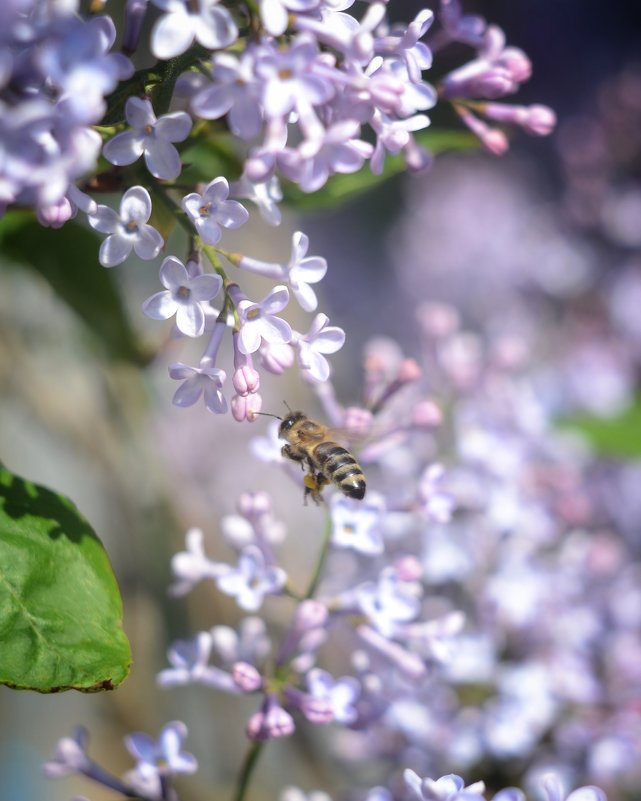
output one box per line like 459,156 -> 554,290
278,411 -> 305,437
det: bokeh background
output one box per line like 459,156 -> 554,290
1,2 -> 641,801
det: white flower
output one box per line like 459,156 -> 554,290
182,177 -> 249,245
88,186 -> 163,267
330,492 -> 385,555
216,545 -> 286,611
103,97 -> 192,180
239,231 -> 327,311
295,313 -> 345,382
169,362 -> 227,413
142,256 -> 222,337
237,285 -> 293,355
150,0 -> 238,60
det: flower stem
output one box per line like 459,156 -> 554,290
231,741 -> 264,801
303,512 -> 333,600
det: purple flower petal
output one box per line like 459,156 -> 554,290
99,233 -> 132,267
142,290 -> 177,320
133,225 -> 164,259
103,131 -> 145,165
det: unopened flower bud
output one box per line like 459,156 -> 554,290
233,365 -> 260,396
247,696 -> 295,741
412,400 -> 443,428
231,392 -> 263,422
232,661 -> 263,693
238,491 -> 273,519
393,555 -> 423,582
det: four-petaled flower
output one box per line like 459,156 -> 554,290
236,285 -> 293,355
182,177 -> 249,245
216,544 -> 287,611
143,256 -> 222,337
150,0 -> 238,60
295,313 -> 345,382
330,492 -> 386,555
239,231 -> 327,312
306,668 -> 360,724
88,186 -> 164,267
103,97 -> 192,180
125,721 -> 197,800
169,362 -> 228,413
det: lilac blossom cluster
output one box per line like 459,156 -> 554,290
45,312 -> 626,801
1,0 -> 555,422
0,0 -> 132,221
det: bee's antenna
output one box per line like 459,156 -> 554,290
283,400 -> 293,413
254,412 -> 283,420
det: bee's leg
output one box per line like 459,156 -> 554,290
303,473 -> 324,505
282,444 -> 305,463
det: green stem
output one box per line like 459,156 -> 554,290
231,741 -> 264,801
303,512 -> 333,599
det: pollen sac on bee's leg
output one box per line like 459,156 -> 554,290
303,473 -> 324,505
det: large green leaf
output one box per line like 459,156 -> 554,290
0,212 -> 150,365
558,396 -> 641,459
0,466 -> 131,692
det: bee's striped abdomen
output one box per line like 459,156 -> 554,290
313,442 -> 366,500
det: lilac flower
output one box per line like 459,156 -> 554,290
238,231 -> 327,311
216,545 -> 286,611
306,668 -> 360,724
150,0 -> 238,60
211,617 -> 272,667
418,464 -> 455,522
142,256 -> 222,337
37,16 -> 133,125
404,771 -> 486,801
330,492 -> 385,555
280,119 -> 374,193
230,174 -> 283,226
125,721 -> 197,800
295,313 -> 345,382
259,0 -> 320,36
247,695 -> 295,741
232,285 -> 293,355
191,51 -> 264,140
356,567 -> 422,638
255,35 -> 335,119
169,362 -> 227,414
182,177 -> 249,245
103,97 -> 192,180
169,527 -> 230,596
540,775 -> 607,801
88,186 -> 164,267
157,631 -> 239,692
370,110 -> 432,174
42,728 -> 91,777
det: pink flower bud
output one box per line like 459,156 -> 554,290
233,661 -> 263,693
393,555 -> 423,582
416,302 -> 460,338
294,599 -> 328,632
412,399 -> 443,428
258,341 -> 295,374
231,393 -> 263,422
232,365 -> 260,396
343,406 -> 374,439
238,491 -> 273,519
247,696 -> 295,741
397,358 -> 422,383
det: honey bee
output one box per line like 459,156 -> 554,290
268,410 -> 367,504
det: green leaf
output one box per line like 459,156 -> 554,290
0,465 -> 131,692
0,212 -> 150,365
283,129 -> 477,211
558,396 -> 641,459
